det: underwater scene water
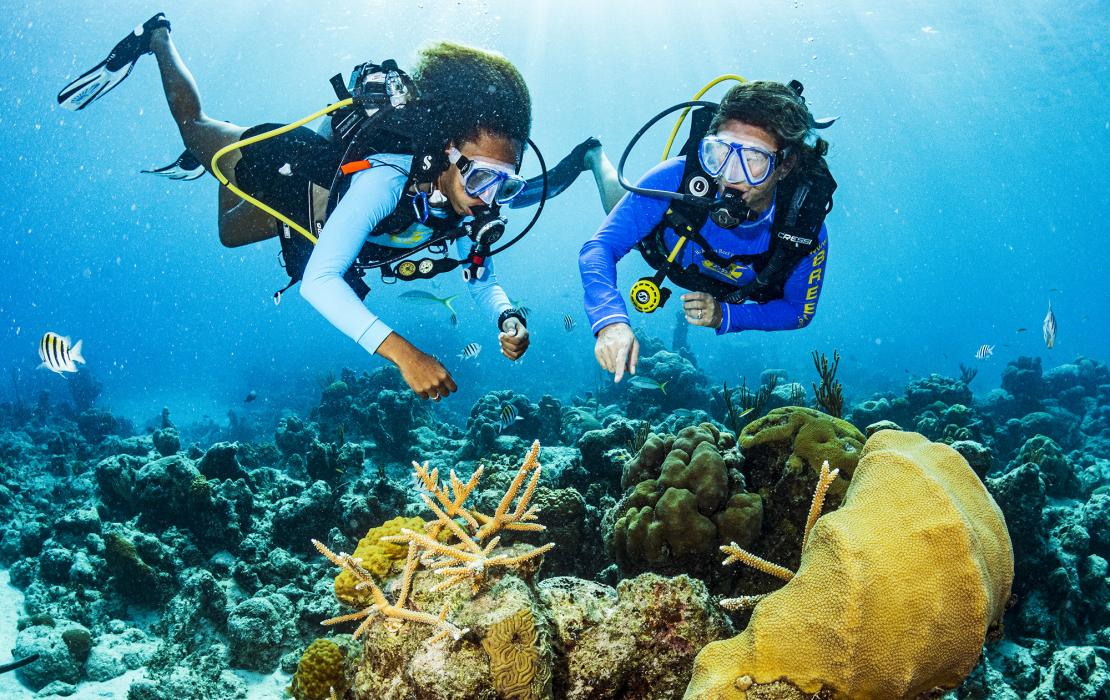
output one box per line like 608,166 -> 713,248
1,0 -> 1108,698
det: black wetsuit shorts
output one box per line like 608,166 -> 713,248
233,123 -> 337,230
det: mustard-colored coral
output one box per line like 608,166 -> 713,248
684,429 -> 1014,700
334,516 -> 425,607
290,638 -> 347,700
481,608 -> 543,700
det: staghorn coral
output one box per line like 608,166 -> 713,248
684,429 -> 1014,700
314,441 -> 555,646
333,516 -> 426,608
481,608 -> 543,700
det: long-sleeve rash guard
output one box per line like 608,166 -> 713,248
578,157 -> 828,336
300,154 -> 512,354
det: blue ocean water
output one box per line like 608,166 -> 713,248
1,3 -> 1109,699
2,0 -> 1106,424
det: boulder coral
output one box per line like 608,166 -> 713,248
684,429 -> 1014,700
607,423 -> 758,579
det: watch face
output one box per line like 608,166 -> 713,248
418,259 -> 435,274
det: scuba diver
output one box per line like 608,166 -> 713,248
578,79 -> 837,382
57,14 -> 617,400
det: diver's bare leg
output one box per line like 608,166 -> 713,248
149,28 -> 246,177
584,146 -> 626,214
218,186 -> 280,247
149,28 -> 275,247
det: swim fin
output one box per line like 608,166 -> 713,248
141,150 -> 204,181
57,13 -> 171,111
510,136 -> 601,209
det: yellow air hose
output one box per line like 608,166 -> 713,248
661,73 -> 747,161
209,97 -> 355,245
657,73 -> 749,263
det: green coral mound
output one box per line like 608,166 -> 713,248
290,638 -> 348,700
607,423 -> 761,577
732,406 -> 864,592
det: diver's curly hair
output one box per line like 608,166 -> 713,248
709,80 -> 829,175
407,42 -> 531,154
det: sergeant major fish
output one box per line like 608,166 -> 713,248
38,332 -> 85,375
498,403 -> 523,432
460,343 -> 482,360
974,344 -> 994,361
563,314 -> 575,332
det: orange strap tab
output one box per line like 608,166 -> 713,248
340,160 -> 373,175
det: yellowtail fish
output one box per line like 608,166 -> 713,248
974,344 -> 994,360
1043,300 -> 1057,349
498,403 -> 522,432
629,375 -> 668,395
460,343 -> 482,360
399,290 -> 458,327
38,332 -> 85,375
563,314 -> 576,332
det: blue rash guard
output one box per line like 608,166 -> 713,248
300,154 -> 512,354
578,157 -> 828,336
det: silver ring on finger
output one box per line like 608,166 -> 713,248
696,310 -> 703,319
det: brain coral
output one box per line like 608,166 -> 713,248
684,429 -> 1014,700
481,608 -> 544,700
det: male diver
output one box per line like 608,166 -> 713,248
579,80 -> 837,382
57,14 -> 619,400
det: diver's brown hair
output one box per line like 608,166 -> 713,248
709,80 -> 829,173
409,42 -> 531,152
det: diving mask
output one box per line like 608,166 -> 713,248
698,136 -> 785,187
448,147 -> 527,205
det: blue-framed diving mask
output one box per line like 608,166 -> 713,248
448,147 -> 528,205
697,135 -> 787,187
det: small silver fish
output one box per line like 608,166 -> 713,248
244,390 -> 258,403
974,344 -> 994,360
563,314 -> 575,332
498,403 -> 522,432
460,342 -> 482,360
628,375 -> 669,395
1043,300 -> 1057,349
38,332 -> 85,375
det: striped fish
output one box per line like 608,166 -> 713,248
38,332 -> 85,375
508,299 -> 532,320
974,344 -> 994,360
563,313 -> 576,332
1043,300 -> 1057,349
498,403 -> 522,432
459,342 -> 482,360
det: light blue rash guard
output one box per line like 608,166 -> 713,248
578,157 -> 828,336
300,154 -> 512,354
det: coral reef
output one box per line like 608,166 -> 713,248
1,349 -> 1108,699
685,429 -> 1014,699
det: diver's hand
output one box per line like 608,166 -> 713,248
681,292 -> 723,329
499,318 -> 530,361
594,322 -> 639,383
377,333 -> 457,400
